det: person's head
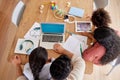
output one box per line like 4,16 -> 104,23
94,27 -> 120,65
50,55 -> 72,80
29,47 -> 48,80
91,8 -> 111,27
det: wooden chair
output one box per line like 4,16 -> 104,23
11,1 -> 25,26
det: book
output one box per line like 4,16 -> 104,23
14,38 -> 39,55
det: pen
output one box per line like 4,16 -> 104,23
80,44 -> 82,54
34,27 -> 40,30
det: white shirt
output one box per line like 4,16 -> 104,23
23,63 -> 51,80
17,55 -> 85,80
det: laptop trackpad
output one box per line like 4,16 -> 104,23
42,35 -> 63,42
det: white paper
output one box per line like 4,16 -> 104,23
24,22 -> 41,40
72,34 -> 88,45
63,35 -> 88,56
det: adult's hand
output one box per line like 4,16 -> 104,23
53,43 -> 73,59
53,43 -> 65,54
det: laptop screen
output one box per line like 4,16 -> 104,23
41,23 -> 65,34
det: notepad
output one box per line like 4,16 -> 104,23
68,7 -> 85,17
63,35 -> 88,56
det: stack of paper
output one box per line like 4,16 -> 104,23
63,34 -> 88,56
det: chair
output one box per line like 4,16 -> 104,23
94,0 -> 109,9
106,55 -> 120,76
11,1 -> 25,26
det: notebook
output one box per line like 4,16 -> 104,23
14,38 -> 39,55
63,35 -> 88,56
40,22 -> 65,49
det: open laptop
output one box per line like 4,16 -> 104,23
40,22 -> 66,49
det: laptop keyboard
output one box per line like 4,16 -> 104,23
42,35 -> 63,42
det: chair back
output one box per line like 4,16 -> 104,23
94,0 -> 108,9
12,1 -> 25,26
106,55 -> 120,76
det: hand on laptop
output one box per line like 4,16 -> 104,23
53,43 -> 65,54
53,43 -> 73,59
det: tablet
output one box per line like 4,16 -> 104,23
75,21 -> 92,32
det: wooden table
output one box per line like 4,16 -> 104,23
8,0 -> 93,74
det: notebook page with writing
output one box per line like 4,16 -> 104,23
63,35 -> 88,56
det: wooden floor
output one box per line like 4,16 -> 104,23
0,0 -> 120,80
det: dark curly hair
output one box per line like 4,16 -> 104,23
29,47 -> 48,80
91,8 -> 111,27
94,27 -> 120,65
50,55 -> 72,80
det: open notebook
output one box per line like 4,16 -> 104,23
63,34 -> 88,56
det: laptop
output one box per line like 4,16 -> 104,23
40,22 -> 66,49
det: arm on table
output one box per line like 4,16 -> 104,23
80,32 -> 96,43
11,55 -> 27,80
54,43 -> 85,80
53,43 -> 73,59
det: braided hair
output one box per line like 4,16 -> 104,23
29,47 -> 48,80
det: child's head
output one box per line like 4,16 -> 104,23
29,47 -> 48,80
50,55 -> 72,80
94,27 -> 120,65
91,8 -> 111,27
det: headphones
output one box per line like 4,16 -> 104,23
64,15 -> 75,23
19,40 -> 34,54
